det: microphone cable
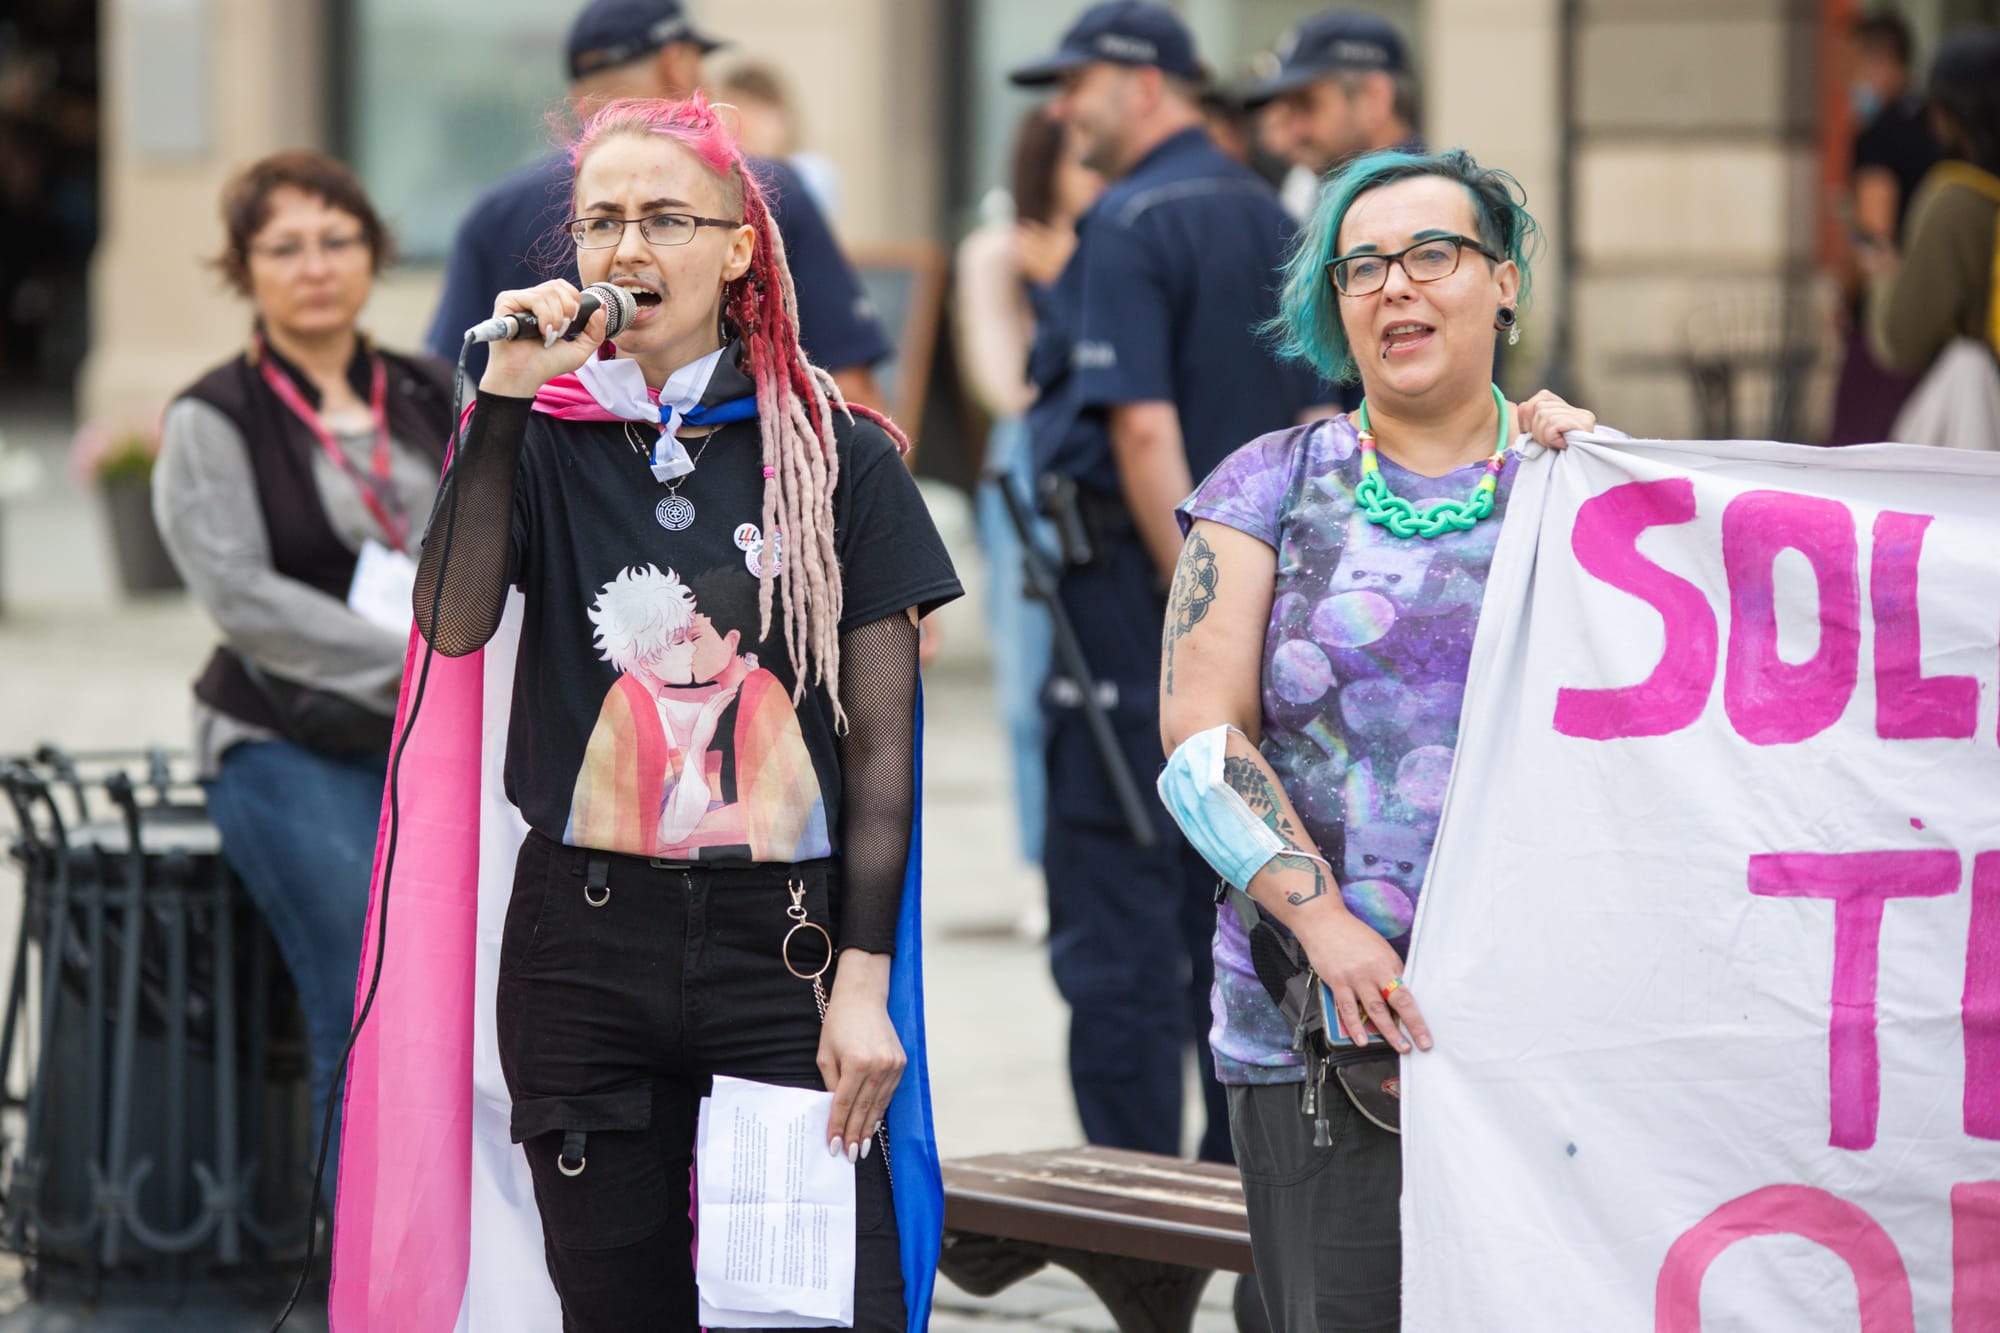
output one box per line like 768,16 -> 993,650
271,336 -> 477,1330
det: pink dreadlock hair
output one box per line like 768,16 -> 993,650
568,94 -> 909,720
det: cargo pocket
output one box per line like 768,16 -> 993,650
511,1085 -> 670,1250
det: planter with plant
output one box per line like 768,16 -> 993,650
71,412 -> 181,595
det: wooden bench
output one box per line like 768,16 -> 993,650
938,1146 -> 1252,1333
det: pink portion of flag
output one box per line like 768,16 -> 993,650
531,368 -> 634,421
329,635 -> 488,1331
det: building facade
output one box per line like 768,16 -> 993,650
70,0 -> 1997,439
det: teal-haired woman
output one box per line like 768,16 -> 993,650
1157,148 -> 1600,1330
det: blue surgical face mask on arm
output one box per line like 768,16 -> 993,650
1158,724 -> 1308,892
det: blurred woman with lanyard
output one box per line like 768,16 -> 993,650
410,94 -> 960,1328
954,105 -> 1101,886
153,151 -> 454,1190
1157,147 -> 1597,1331
1866,24 -> 2000,450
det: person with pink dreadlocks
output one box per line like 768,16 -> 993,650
410,95 -> 961,1329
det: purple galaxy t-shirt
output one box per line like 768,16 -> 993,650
1177,415 -> 1519,1085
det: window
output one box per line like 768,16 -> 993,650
344,0 -> 570,260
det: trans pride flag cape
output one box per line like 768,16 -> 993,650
326,593 -> 945,1327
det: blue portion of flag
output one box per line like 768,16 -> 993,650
886,686 -> 943,1327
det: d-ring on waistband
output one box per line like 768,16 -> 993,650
558,1129 -> 587,1176
584,854 -> 611,908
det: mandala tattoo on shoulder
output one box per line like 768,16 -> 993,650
1163,531 -> 1219,692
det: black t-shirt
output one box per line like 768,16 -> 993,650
1853,93 -> 1942,235
499,364 -> 960,863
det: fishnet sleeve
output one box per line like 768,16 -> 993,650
412,394 -> 531,657
834,611 -> 920,955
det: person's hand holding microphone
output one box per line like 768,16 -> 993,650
474,279 -> 633,400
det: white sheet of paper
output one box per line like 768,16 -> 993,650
347,539 -> 417,636
694,1076 -> 855,1328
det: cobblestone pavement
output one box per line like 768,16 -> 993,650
0,403 -> 1236,1330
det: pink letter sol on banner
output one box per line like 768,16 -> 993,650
1871,512 -> 1978,740
1748,850 -> 1962,1150
1554,478 -> 1718,740
1968,854 -> 2000,1141
1721,491 -> 1861,745
1956,1183 -> 2000,1331
1952,1176 -> 2000,1320
1655,1185 -> 1914,1333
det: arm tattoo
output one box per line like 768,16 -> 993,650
1229,758 -> 1327,904
1223,754 -> 1298,843
1269,852 -> 1329,906
1162,531 -> 1218,693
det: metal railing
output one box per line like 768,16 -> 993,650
0,746 -> 314,1301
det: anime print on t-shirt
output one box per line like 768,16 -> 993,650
564,562 -> 829,862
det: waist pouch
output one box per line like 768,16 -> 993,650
228,648 -> 393,757
1331,1049 -> 1401,1135
1230,885 -> 1401,1136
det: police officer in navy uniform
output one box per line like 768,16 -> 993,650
1241,11 -> 1423,202
426,0 -> 891,400
1011,1 -> 1334,1166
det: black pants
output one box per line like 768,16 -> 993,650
496,831 -> 904,1332
1228,1081 -> 1401,1332
1042,538 -> 1232,1164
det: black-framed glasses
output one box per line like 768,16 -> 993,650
568,212 -> 742,249
1326,235 -> 1500,297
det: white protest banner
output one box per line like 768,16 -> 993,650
1405,437 -> 2000,1332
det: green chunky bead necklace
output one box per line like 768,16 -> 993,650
1353,383 -> 1512,540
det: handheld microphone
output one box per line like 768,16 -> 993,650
464,282 -> 637,345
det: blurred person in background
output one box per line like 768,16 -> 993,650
153,151 -> 456,1193
715,60 -> 841,219
427,0 -> 890,407
1198,87 -> 1257,170
1826,11 -> 1940,445
1009,0 -> 1333,1171
1241,11 -> 1421,221
953,106 -> 1101,906
1866,26 -> 2000,407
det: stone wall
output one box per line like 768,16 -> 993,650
1568,0 -> 1832,439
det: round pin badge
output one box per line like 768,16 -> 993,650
733,522 -> 761,552
656,494 -> 695,531
743,530 -> 783,576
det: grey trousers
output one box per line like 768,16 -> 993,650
1227,1081 -> 1401,1333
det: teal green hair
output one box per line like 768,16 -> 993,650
1264,147 -> 1542,385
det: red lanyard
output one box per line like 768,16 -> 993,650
256,336 -> 409,551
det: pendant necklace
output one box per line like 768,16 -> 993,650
629,421 -> 719,532
1353,382 -> 1512,540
